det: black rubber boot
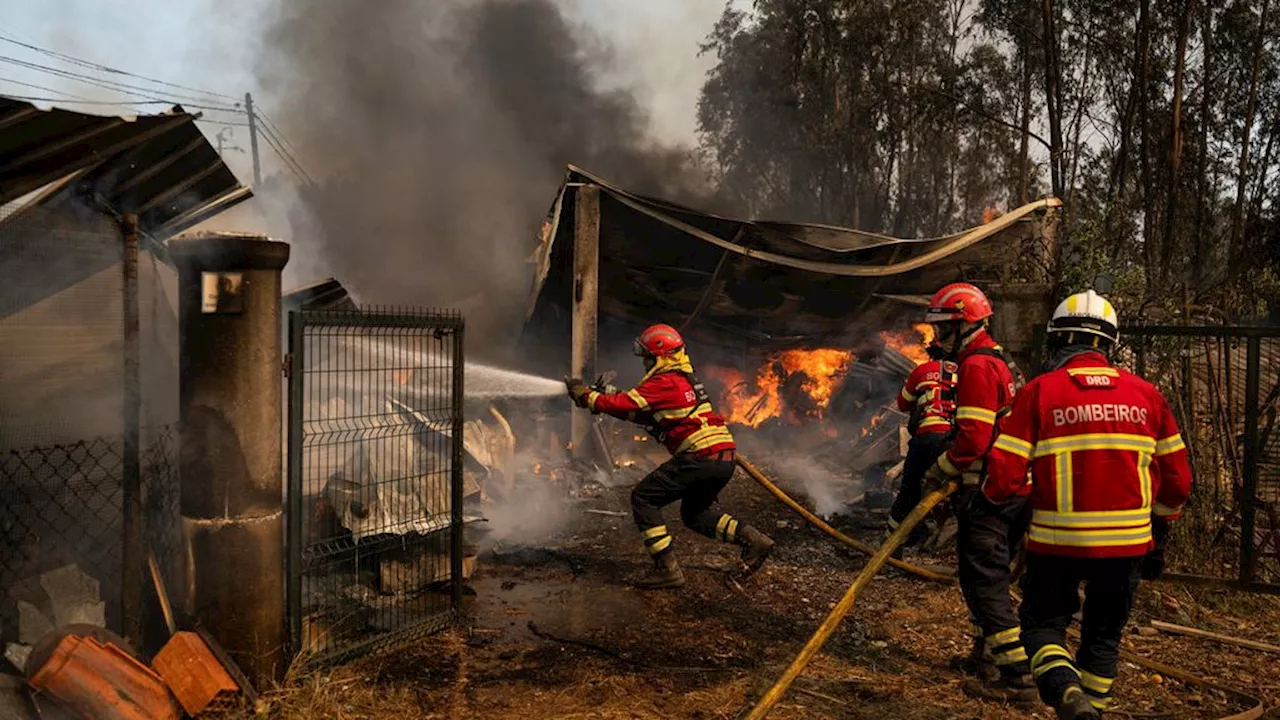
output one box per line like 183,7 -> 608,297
734,524 -> 775,576
962,671 -> 1039,704
1055,685 -> 1101,720
949,634 -> 992,678
633,549 -> 685,590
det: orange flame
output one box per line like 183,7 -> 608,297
860,409 -> 889,437
879,324 -> 935,366
531,462 -> 542,475
707,348 -> 855,428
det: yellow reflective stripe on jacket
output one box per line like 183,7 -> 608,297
993,434 -> 1033,459
900,386 -> 918,403
1032,508 -> 1150,528
1067,367 -> 1119,377
1028,524 -> 1152,548
956,405 -> 997,424
919,417 -> 952,429
1155,434 -> 1186,456
1033,433 -> 1156,457
1153,501 -> 1183,517
673,424 -> 735,455
586,391 -> 601,411
626,389 -> 649,409
651,402 -> 711,421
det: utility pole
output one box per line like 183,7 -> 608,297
245,92 -> 262,186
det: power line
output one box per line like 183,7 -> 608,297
0,54 -> 242,109
255,119 -> 313,184
0,75 -> 93,101
257,126 -> 315,186
254,110 -> 307,169
0,31 -> 239,102
195,118 -> 251,129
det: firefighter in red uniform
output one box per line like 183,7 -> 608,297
885,343 -> 957,547
565,324 -> 775,589
983,290 -> 1192,720
919,282 -> 1037,701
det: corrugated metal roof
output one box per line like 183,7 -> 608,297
0,96 -> 250,237
284,278 -> 357,312
524,165 -> 1060,357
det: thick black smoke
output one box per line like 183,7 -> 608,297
256,0 -> 707,349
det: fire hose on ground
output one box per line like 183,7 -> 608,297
742,479 -> 959,720
733,457 -> 1268,720
735,455 -> 953,583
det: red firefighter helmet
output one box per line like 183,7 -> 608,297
634,324 -> 685,357
923,283 -> 994,324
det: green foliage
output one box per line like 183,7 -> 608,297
697,0 -> 1280,322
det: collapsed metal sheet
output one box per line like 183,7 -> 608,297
524,165 -> 1059,357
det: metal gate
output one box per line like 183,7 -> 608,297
286,308 -> 465,664
1121,324 -> 1280,592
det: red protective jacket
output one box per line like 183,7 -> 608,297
983,352 -> 1193,558
585,357 -> 736,458
896,359 -> 957,436
935,332 -> 1018,486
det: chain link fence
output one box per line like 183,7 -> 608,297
0,201 -> 180,656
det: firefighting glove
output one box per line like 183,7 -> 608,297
921,461 -> 953,497
564,377 -> 591,407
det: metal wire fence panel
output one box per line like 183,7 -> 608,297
0,429 -> 177,644
1119,325 -> 1280,588
287,308 -> 465,665
0,201 -> 181,651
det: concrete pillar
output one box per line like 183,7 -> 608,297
168,232 -> 289,686
571,185 -> 600,461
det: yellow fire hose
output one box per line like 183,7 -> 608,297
735,455 -> 953,584
743,481 -> 959,720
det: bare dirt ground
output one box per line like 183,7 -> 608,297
255,452 -> 1280,720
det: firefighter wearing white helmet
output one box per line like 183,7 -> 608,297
982,289 -> 1192,720
1045,289 -> 1120,352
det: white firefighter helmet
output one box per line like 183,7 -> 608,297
1047,289 -> 1119,346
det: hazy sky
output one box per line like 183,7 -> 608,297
1,0 -> 728,184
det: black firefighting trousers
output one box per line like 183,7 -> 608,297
1019,552 -> 1143,712
952,487 -> 1033,676
631,451 -> 739,556
888,432 -> 950,528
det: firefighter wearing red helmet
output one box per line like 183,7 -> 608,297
565,323 -> 775,589
885,342 -> 957,550
920,282 -> 1038,702
983,290 -> 1192,720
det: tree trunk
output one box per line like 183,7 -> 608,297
1066,29 -> 1094,204
1230,0 -> 1272,265
1192,3 -> 1213,286
1041,0 -> 1066,200
1017,23 -> 1034,205
1104,4 -> 1148,256
1162,0 -> 1193,281
1138,0 -> 1157,277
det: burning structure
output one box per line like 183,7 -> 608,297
522,166 -> 1060,471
